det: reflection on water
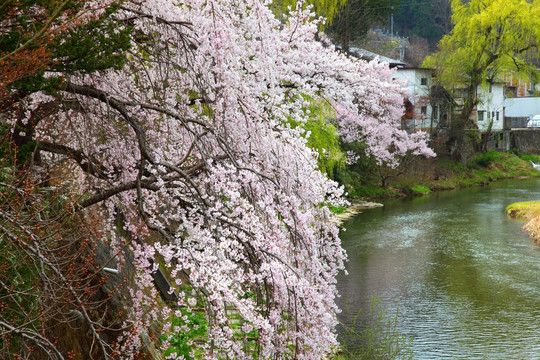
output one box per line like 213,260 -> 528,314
338,178 -> 540,359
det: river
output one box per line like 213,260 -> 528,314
337,178 -> 540,359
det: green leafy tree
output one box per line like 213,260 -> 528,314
270,0 -> 346,25
424,0 -> 540,158
289,97 -> 345,178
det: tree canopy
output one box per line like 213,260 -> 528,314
424,0 -> 540,155
271,0 -> 346,25
1,0 -> 433,358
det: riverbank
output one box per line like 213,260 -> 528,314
332,201 -> 383,227
506,201 -> 540,243
346,152 -> 540,202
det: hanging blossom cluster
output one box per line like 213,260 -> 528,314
4,0 -> 433,359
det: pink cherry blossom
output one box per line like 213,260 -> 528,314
6,0 -> 434,358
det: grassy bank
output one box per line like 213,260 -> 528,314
506,201 -> 540,243
342,151 -> 540,201
506,201 -> 540,220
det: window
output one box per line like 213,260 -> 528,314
433,106 -> 439,119
421,106 -> 427,115
496,112 -> 499,121
478,111 -> 485,122
420,77 -> 428,86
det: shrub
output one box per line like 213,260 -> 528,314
474,150 -> 503,167
162,303 -> 207,360
518,153 -> 540,163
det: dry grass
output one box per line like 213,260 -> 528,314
524,218 -> 540,244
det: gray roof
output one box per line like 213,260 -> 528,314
347,47 -> 406,68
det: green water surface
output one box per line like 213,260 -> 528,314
338,178 -> 540,359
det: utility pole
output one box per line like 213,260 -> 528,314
394,38 -> 408,62
390,6 -> 394,37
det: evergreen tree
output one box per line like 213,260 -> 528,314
392,0 -> 452,49
327,0 -> 394,52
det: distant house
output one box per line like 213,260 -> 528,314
500,73 -> 539,98
392,67 -> 441,132
345,47 -> 440,133
475,82 -> 505,131
504,97 -> 540,128
345,48 -> 447,133
501,72 -> 540,128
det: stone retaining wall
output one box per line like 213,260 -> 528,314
510,129 -> 540,154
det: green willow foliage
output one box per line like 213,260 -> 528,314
423,0 -> 540,156
270,0 -> 345,25
290,97 -> 345,178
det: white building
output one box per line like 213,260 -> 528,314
392,67 -> 440,132
505,97 -> 540,118
475,83 -> 505,131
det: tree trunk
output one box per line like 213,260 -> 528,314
449,80 -> 479,161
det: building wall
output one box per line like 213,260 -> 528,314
393,68 -> 439,131
500,73 -> 538,97
505,97 -> 540,118
472,130 -> 540,154
476,84 -> 505,131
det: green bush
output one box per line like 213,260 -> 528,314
517,153 -> 540,163
473,150 -> 504,167
351,185 -> 396,198
288,95 -> 345,178
324,203 -> 348,214
162,301 -> 207,360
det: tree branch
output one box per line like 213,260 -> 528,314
39,141 -> 109,180
64,82 -> 156,163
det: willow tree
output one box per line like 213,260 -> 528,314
424,0 -> 540,157
271,0 -> 346,25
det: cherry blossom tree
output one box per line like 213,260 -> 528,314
1,0 -> 433,358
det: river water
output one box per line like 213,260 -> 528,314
337,178 -> 540,359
